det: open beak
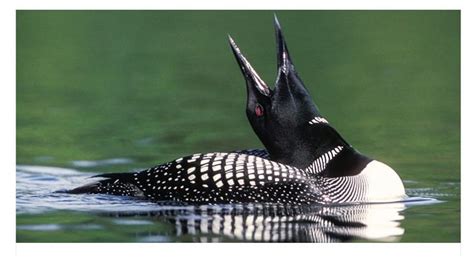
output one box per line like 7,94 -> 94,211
274,14 -> 294,74
228,35 -> 271,97
273,14 -> 314,98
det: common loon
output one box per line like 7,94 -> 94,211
67,16 -> 406,204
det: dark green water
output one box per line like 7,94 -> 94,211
16,10 -> 460,242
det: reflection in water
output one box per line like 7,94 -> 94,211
103,202 -> 406,242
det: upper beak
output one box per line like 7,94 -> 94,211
228,35 -> 271,97
274,14 -> 294,75
273,14 -> 314,98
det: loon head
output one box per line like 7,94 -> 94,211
229,15 -> 349,169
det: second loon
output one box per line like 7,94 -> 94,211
67,16 -> 406,205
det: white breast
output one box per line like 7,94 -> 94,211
361,160 -> 406,203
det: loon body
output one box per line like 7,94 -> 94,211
67,16 -> 406,204
69,149 -> 404,204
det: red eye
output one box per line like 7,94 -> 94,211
255,104 -> 264,117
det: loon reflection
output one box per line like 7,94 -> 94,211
103,202 -> 406,242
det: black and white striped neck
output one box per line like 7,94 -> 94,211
306,116 -> 373,178
305,145 -> 372,178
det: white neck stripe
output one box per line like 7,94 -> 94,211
305,146 -> 344,175
309,116 -> 329,125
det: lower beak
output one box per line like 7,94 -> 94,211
228,35 -> 271,97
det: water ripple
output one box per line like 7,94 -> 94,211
71,158 -> 134,168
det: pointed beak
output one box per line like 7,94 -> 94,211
273,15 -> 312,95
272,15 -> 321,117
228,35 -> 271,97
274,14 -> 294,75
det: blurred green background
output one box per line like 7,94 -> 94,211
16,10 -> 459,242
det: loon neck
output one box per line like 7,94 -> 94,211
269,123 -> 371,177
317,147 -> 372,177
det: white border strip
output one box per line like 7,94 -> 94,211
16,243 -> 461,257
14,0 -> 462,10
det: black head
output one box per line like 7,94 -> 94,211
229,15 -> 351,169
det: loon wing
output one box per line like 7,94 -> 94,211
67,152 -> 322,204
